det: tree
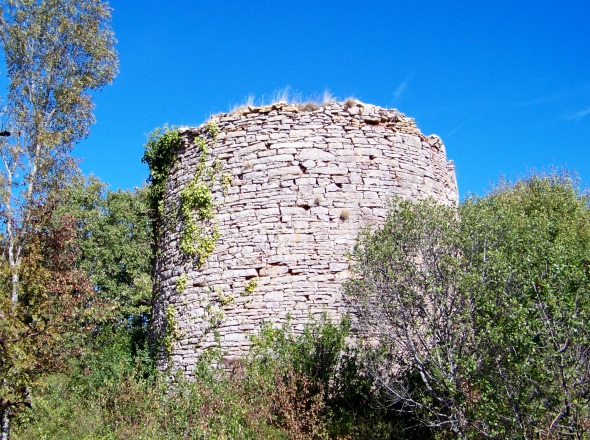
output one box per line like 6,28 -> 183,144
345,198 -> 478,437
461,175 -> 590,437
0,0 -> 117,436
345,173 -> 590,439
0,200 -> 95,439
1,177 -> 152,438
57,176 -> 153,350
0,0 -> 118,303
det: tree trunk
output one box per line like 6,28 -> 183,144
0,408 -> 10,440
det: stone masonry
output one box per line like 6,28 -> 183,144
152,100 -> 458,376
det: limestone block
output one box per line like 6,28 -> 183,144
296,148 -> 336,162
268,166 -> 301,178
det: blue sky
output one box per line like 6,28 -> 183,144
68,0 -> 589,196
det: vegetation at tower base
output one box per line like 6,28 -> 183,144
345,172 -> 590,439
6,171 -> 589,439
12,316 -> 417,440
0,0 -> 118,436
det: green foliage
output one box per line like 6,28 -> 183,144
1,0 -> 118,154
163,305 -> 180,355
14,375 -> 286,440
247,316 -> 408,439
178,122 -> 226,266
459,173 -> 590,437
205,305 -> 225,329
181,180 -> 216,220
1,179 -> 152,433
142,126 -> 183,217
179,178 -> 219,262
221,172 -> 233,195
243,277 -> 258,296
204,120 -> 220,139
176,274 -> 188,293
218,290 -> 234,306
12,327 -> 284,440
346,172 -> 590,439
56,176 -> 153,350
249,316 -> 348,380
0,202 -> 95,427
0,1 -> 118,432
142,123 -> 223,266
11,316 -> 409,440
142,122 -> 227,281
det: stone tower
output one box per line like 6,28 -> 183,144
152,100 -> 458,376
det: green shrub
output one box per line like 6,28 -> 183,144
246,315 -> 414,439
14,361 -> 284,439
345,172 -> 590,439
14,317 -> 413,439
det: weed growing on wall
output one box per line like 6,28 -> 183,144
221,172 -> 233,195
204,304 -> 225,330
163,305 -> 180,355
243,277 -> 258,296
176,274 -> 188,293
219,292 -> 235,306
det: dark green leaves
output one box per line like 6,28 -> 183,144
57,176 -> 153,332
346,172 -> 590,438
142,126 -> 183,217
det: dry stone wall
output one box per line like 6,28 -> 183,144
152,100 -> 458,376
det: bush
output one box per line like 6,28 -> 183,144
14,317 -> 413,439
246,316 -> 421,439
14,356 -> 284,439
345,172 -> 590,439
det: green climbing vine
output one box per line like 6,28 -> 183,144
142,121 -> 232,267
179,121 -> 227,266
221,172 -> 233,195
144,123 -> 233,360
142,125 -> 183,218
163,305 -> 181,355
176,274 -> 188,293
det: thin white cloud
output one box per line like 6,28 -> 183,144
562,107 -> 590,121
517,91 -> 569,107
393,80 -> 408,102
517,83 -> 590,107
447,122 -> 467,138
